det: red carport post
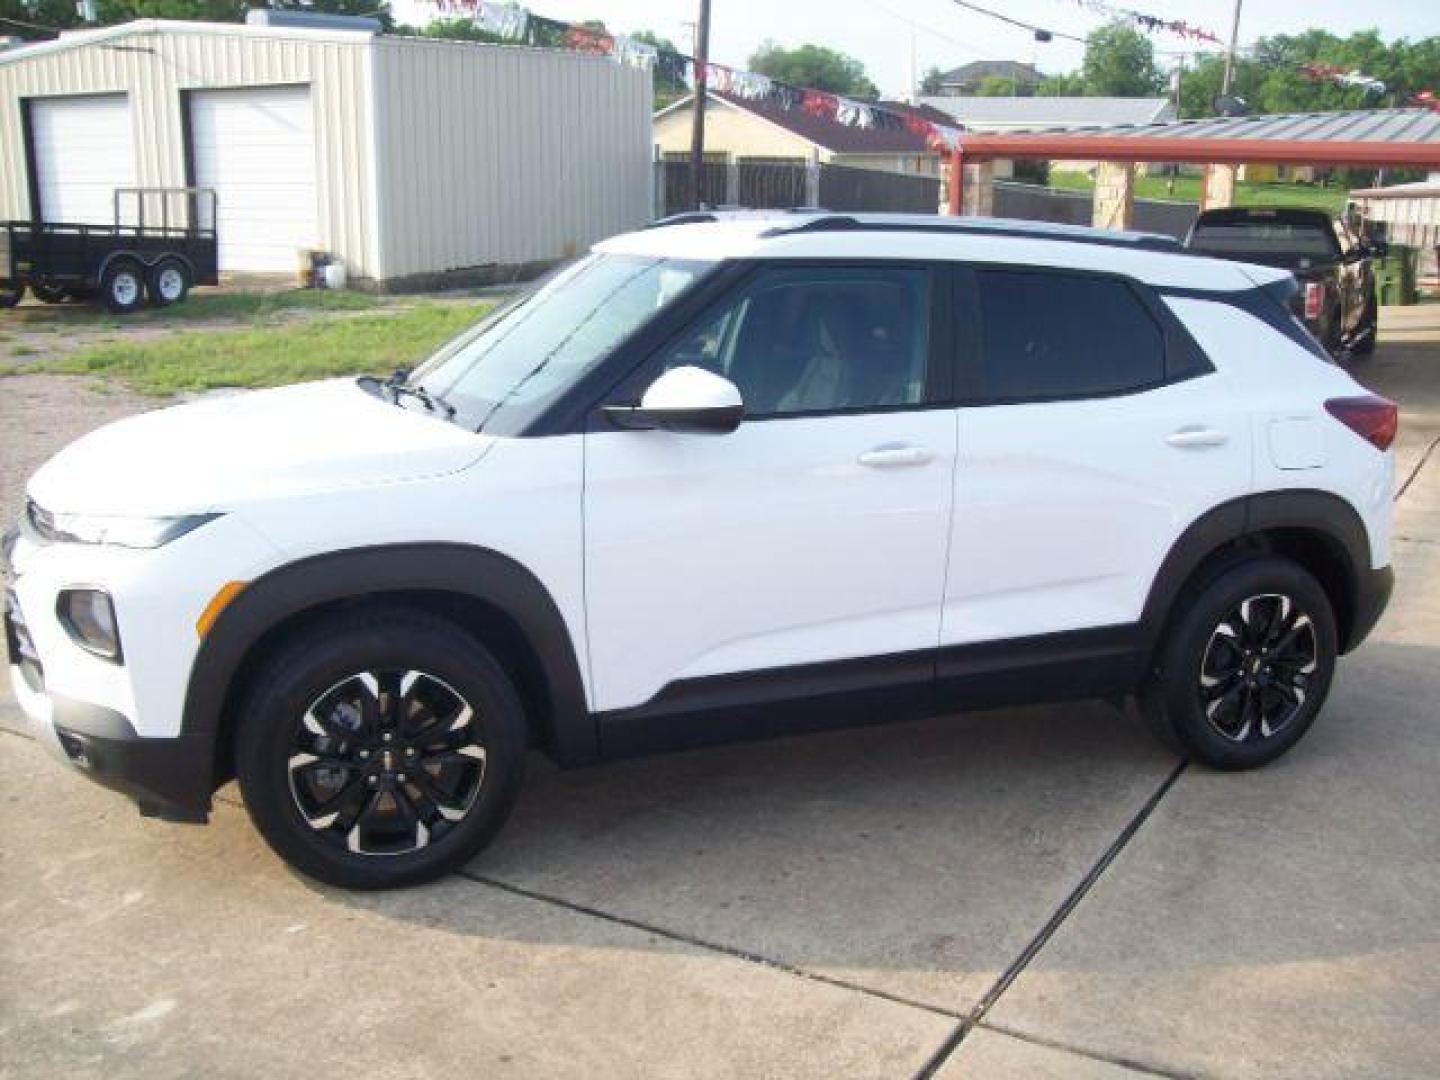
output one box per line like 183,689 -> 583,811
948,146 -> 964,216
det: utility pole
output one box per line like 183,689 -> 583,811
688,0 -> 712,210
1221,0 -> 1243,94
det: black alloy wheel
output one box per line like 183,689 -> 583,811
287,668 -> 488,856
1198,593 -> 1318,744
1140,556 -> 1337,770
236,609 -> 527,889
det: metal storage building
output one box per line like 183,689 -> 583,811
0,19 -> 653,288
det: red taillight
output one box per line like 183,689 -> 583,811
1325,395 -> 1398,451
1303,282 -> 1323,321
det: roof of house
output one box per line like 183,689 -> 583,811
920,96 -> 1176,129
939,60 -> 1043,86
657,92 -> 947,155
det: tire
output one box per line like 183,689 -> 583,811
30,280 -> 69,304
1139,556 -> 1337,770
0,284 -> 22,308
147,257 -> 191,307
100,259 -> 147,314
235,608 -> 528,889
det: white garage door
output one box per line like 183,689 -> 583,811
190,85 -> 318,273
31,94 -> 135,225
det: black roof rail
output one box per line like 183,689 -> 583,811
765,213 -> 1183,252
648,211 -> 720,228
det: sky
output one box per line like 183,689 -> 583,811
391,0 -> 1439,98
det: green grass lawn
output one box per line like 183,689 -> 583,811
35,299 -> 492,395
1048,170 -> 1351,215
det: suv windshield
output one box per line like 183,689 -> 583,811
1188,214 -> 1340,265
414,253 -> 714,434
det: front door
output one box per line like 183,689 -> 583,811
584,263 -> 956,718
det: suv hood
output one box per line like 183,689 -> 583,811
27,379 -> 495,516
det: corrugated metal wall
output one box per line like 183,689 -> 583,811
371,38 -> 653,284
0,23 -> 378,278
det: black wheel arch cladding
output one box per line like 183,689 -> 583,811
185,544 -> 596,792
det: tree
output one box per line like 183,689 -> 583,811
1082,22 -> 1162,96
975,73 -> 1033,97
1,0 -> 88,38
748,40 -> 878,99
1036,71 -> 1087,97
633,29 -> 687,109
920,66 -> 945,95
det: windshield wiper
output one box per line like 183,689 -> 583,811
383,367 -> 455,418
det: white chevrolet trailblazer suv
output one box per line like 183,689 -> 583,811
5,213 -> 1396,888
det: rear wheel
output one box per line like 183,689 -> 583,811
100,259 -> 147,314
1140,557 -> 1337,770
147,257 -> 191,307
235,609 -> 527,889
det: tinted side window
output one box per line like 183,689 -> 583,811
975,270 -> 1165,402
654,265 -> 931,417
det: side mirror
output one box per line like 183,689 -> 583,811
604,365 -> 744,435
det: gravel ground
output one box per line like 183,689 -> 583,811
0,374 -> 157,529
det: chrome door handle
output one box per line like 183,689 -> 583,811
1166,427 -> 1229,449
858,443 -> 934,468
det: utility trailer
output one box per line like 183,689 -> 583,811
0,188 -> 218,314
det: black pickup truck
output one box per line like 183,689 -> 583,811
0,187 -> 218,315
1184,206 -> 1382,359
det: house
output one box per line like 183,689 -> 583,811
919,96 -> 1177,177
0,16 -> 653,289
653,92 -> 949,178
931,60 -> 1043,97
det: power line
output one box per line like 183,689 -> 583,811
942,0 -> 1087,45
866,0 -> 1000,61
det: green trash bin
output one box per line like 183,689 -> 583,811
1375,245 -> 1418,307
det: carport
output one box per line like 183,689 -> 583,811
945,107 -> 1440,229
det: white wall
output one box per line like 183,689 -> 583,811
371,37 -> 653,284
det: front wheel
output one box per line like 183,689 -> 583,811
1140,557 -> 1337,770
235,609 -> 528,889
101,259 -> 147,314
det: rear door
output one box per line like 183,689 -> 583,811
29,94 -> 135,224
584,262 -> 957,717
942,266 -> 1252,661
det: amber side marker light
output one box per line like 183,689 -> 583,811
196,581 -> 248,639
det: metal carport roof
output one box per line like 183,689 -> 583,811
950,107 -> 1440,168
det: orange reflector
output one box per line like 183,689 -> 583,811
196,581 -> 247,639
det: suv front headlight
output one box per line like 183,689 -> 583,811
27,499 -> 220,549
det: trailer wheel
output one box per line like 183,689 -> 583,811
30,280 -> 69,304
101,259 -> 147,315
147,258 -> 191,307
0,284 -> 22,309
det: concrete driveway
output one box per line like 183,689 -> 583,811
2,307 -> 1438,1079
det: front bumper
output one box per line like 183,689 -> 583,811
4,511 -> 277,822
7,653 -> 213,821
